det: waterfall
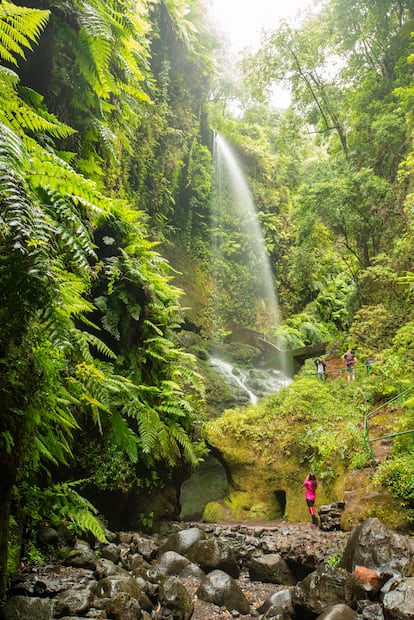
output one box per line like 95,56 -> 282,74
211,132 -> 288,374
212,133 -> 280,333
209,356 -> 292,405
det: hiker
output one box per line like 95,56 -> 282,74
342,349 -> 357,382
314,358 -> 327,380
303,473 -> 319,527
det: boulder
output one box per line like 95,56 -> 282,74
155,550 -> 204,578
159,576 -> 194,620
196,569 -> 250,614
103,591 -> 142,620
94,558 -> 130,580
158,527 -> 205,555
0,596 -> 53,620
257,587 -> 295,619
96,574 -> 152,610
292,565 -> 367,618
355,600 -> 385,619
316,603 -> 357,619
63,540 -> 97,571
186,537 -> 240,578
52,587 -> 93,617
353,565 -> 384,595
100,542 -> 121,564
382,576 -> 414,619
248,553 -> 295,585
340,518 -> 414,574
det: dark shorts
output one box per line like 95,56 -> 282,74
306,499 -> 315,507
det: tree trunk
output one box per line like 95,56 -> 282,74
0,464 -> 15,597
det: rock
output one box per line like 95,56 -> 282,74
52,587 -> 93,617
186,537 -> 240,578
127,553 -> 152,576
316,603 -> 357,619
159,576 -> 194,620
382,576 -> 414,619
257,587 -> 295,619
292,565 -> 367,618
340,518 -> 414,574
355,600 -> 385,619
103,591 -> 141,620
100,542 -> 121,564
196,569 -> 250,615
353,565 -> 384,594
318,503 -> 346,532
64,540 -> 97,570
155,550 -> 204,578
96,573 -> 152,610
37,525 -> 59,547
94,558 -> 130,580
0,596 -> 53,619
158,526 -> 205,555
248,553 -> 295,585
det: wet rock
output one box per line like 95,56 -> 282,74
355,600 -> 385,619
155,550 -> 204,578
103,591 -> 141,619
100,542 -> 121,564
318,503 -> 346,532
127,552 -> 152,576
96,573 -> 151,610
382,576 -> 414,619
340,518 -> 414,574
248,553 -> 295,585
196,569 -> 250,614
94,558 -> 130,579
292,565 -> 367,618
0,595 -> 53,619
158,526 -> 205,556
52,587 -> 93,617
64,541 -> 97,571
257,587 -> 294,619
159,576 -> 194,620
37,525 -> 59,547
186,537 -> 240,578
316,603 -> 357,619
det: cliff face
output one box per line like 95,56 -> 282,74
203,385 -> 410,531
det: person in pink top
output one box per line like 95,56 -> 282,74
303,473 -> 319,527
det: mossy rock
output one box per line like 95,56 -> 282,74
203,501 -> 230,522
340,469 -> 411,532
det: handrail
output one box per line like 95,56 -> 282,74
304,363 -> 372,380
363,386 -> 414,466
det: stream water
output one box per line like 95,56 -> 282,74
209,356 -> 291,405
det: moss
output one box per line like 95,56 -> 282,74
202,501 -> 229,522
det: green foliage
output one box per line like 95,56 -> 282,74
374,455 -> 414,521
21,481 -> 108,545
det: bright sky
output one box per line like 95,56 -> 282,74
208,0 -> 321,53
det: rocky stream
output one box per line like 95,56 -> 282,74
1,517 -> 414,620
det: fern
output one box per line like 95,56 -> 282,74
0,1 -> 50,65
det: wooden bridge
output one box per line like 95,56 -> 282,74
230,324 -> 327,376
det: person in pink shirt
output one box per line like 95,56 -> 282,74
303,473 -> 319,527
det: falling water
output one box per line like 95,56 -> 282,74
212,132 -> 281,336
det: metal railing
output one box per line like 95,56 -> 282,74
363,386 -> 414,466
305,363 -> 373,380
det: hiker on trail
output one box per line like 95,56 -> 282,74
303,473 -> 319,527
314,358 -> 327,380
342,349 -> 357,383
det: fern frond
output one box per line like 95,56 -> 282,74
109,411 -> 138,462
136,406 -> 161,453
0,1 -> 50,64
